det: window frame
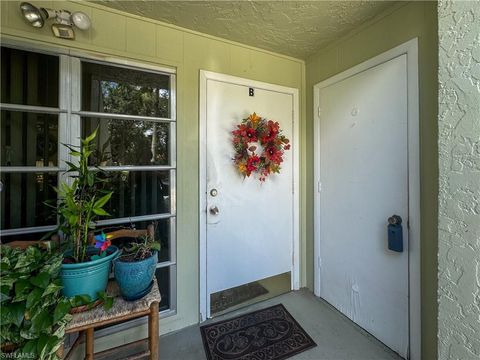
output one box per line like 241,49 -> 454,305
0,41 -> 178,325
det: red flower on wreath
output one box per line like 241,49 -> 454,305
266,146 -> 283,164
246,155 -> 260,175
232,124 -> 257,143
231,113 -> 290,181
261,121 -> 280,143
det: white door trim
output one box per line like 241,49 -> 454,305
313,38 -> 420,360
199,70 -> 300,321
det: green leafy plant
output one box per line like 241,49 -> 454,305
119,235 -> 161,262
0,245 -> 72,359
56,128 -> 113,263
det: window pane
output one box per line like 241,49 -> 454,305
101,171 -> 170,218
155,267 -> 170,311
0,172 -> 57,229
96,218 -> 171,263
82,117 -> 170,166
1,47 -> 59,107
1,111 -> 58,167
81,62 -> 170,118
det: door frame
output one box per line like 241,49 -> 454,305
313,38 -> 420,359
199,70 -> 300,321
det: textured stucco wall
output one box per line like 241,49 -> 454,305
438,1 -> 480,359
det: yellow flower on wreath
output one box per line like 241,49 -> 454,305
248,112 -> 262,127
237,162 -> 247,174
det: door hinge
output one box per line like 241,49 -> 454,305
317,181 -> 322,193
317,256 -> 322,268
317,107 -> 321,117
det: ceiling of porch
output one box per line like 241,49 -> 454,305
93,1 -> 398,59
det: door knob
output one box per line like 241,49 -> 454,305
209,206 -> 219,215
210,188 -> 218,197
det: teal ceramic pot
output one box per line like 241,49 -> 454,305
114,251 -> 158,300
61,245 -> 119,301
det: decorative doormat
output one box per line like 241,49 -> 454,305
200,304 -> 317,360
210,282 -> 268,314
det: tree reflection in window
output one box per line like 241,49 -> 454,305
83,118 -> 169,166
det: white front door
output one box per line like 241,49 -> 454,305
317,55 -> 409,357
202,74 -> 297,318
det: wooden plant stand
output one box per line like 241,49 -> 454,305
60,278 -> 161,360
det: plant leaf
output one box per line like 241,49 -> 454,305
150,242 -> 161,251
30,309 -> 53,334
84,128 -> 98,143
70,294 -> 92,308
92,208 -> 109,216
1,302 -> 25,327
53,300 -> 71,323
42,283 -> 63,297
26,288 -> 43,309
36,334 -> 49,357
30,272 -> 50,289
22,339 -> 38,359
93,192 -> 112,209
97,291 -> 114,311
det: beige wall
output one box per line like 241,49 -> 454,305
305,2 -> 438,359
0,0 -> 306,353
438,1 -> 480,359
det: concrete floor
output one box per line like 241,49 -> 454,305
159,289 -> 402,360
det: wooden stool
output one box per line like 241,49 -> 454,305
62,279 -> 161,360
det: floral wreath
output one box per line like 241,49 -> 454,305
232,112 -> 290,182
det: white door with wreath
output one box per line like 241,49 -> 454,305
200,71 -> 299,319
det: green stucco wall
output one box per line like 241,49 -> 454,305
438,1 -> 480,359
305,2 -> 438,359
0,0 -> 306,353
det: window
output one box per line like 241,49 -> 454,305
0,45 -> 177,316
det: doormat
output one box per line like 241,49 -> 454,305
200,304 -> 317,360
210,282 -> 268,314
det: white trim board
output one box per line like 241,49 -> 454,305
199,70 -> 300,321
313,38 -> 420,360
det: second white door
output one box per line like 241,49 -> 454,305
317,55 -> 409,357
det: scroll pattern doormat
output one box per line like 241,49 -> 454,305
200,304 -> 316,360
210,281 -> 268,314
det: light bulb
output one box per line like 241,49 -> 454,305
20,2 -> 45,28
71,11 -> 91,30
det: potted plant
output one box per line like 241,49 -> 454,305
0,245 -> 72,359
56,129 -> 118,301
114,233 -> 160,301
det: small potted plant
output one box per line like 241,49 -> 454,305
56,129 -> 119,301
114,232 -> 160,301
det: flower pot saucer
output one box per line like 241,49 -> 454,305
122,280 -> 154,301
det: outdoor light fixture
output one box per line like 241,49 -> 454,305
20,2 -> 91,40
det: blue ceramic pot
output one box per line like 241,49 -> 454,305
114,251 -> 158,300
61,245 -> 119,301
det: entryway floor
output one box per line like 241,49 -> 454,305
160,289 -> 402,360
